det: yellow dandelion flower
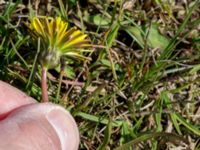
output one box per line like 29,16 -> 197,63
27,16 -> 92,102
28,16 -> 91,69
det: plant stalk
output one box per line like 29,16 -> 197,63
41,67 -> 49,102
56,68 -> 64,103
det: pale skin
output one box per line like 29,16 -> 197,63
0,81 -> 79,150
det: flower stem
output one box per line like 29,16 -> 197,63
41,67 -> 49,102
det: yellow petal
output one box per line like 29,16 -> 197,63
47,18 -> 54,45
55,17 -> 68,45
43,17 -> 51,36
70,30 -> 82,39
62,34 -> 87,49
57,27 -> 77,46
32,17 -> 45,37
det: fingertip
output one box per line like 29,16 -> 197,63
47,108 -> 80,150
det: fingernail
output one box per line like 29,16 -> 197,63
46,108 -> 79,150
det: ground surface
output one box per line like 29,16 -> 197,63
0,0 -> 200,149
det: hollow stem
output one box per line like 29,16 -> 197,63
41,67 -> 49,102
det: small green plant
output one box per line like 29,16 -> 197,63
27,16 -> 91,102
1,1 -> 200,149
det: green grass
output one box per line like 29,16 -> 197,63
0,0 -> 200,149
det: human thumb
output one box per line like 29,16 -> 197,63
0,103 -> 79,150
